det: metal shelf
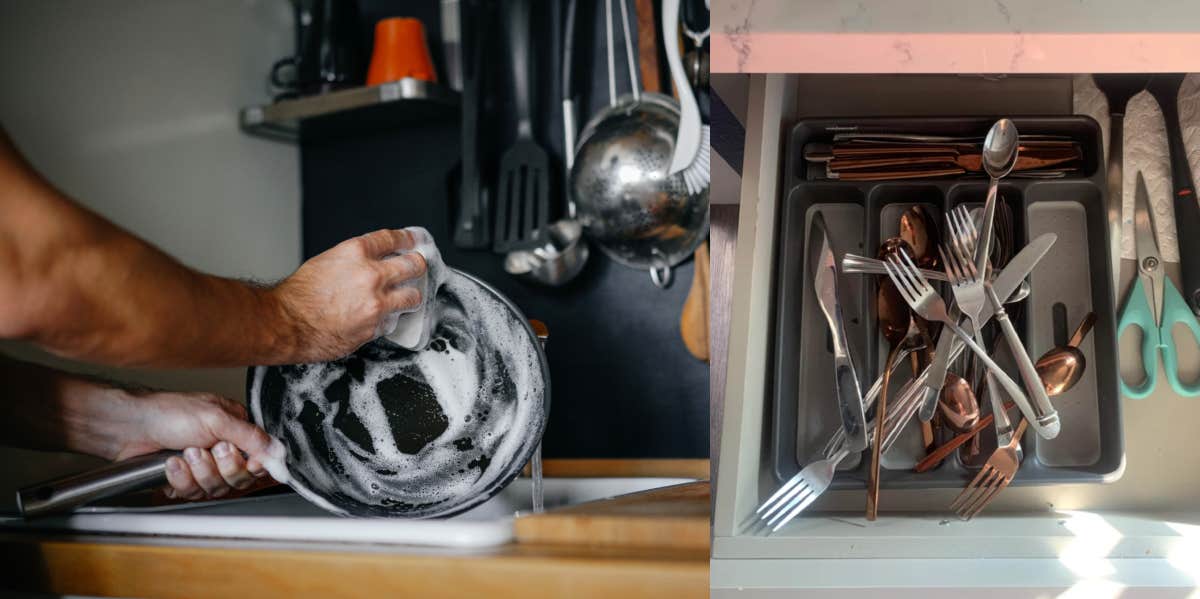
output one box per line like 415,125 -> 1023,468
239,78 -> 460,143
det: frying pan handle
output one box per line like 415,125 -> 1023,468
16,450 -> 178,518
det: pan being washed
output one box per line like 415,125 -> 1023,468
17,270 -> 549,519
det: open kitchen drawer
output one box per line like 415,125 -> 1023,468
711,75 -> 1200,596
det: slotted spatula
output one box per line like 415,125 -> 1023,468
494,0 -> 551,253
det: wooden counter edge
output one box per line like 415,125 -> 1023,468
0,536 -> 708,599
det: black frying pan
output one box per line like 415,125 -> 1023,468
18,270 -> 549,518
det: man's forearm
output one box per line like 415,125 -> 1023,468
0,355 -> 136,459
0,130 -> 302,367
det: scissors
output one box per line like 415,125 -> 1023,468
1117,172 -> 1200,398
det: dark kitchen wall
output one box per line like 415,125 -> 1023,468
299,0 -> 708,459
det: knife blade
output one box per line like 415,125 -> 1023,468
812,213 -> 868,453
917,232 -> 1057,421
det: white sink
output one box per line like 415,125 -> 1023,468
0,477 -> 693,549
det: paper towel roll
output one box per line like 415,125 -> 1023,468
1123,91 -> 1178,263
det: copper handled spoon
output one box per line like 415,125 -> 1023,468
900,206 -> 939,271
914,312 -> 1097,473
1035,312 -> 1096,396
899,206 -> 944,449
939,372 -> 981,433
867,238 -> 915,521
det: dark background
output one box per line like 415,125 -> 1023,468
297,0 -> 709,458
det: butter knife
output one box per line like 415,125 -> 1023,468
917,232 -> 1057,421
812,213 -> 867,452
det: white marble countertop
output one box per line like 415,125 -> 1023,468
714,0 -> 1200,73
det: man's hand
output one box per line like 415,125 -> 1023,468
272,229 -> 427,363
113,392 -> 278,500
0,128 -> 432,368
0,356 -> 281,501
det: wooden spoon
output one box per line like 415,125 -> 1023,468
680,242 -> 709,361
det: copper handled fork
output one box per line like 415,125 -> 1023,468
948,418 -> 1028,519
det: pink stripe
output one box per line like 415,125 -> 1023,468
713,32 -> 1200,73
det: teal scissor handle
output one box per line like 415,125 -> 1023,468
1118,277 -> 1160,399
1160,277 -> 1200,397
1118,276 -> 1200,398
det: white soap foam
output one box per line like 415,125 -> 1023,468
250,271 -> 546,518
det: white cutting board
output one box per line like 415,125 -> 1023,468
0,477 -> 690,548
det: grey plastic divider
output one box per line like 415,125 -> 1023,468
785,194 -> 867,472
1026,191 -> 1104,468
771,116 -> 1122,489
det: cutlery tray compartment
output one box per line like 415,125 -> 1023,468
771,117 -> 1122,489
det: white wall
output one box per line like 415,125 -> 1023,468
0,1 -> 301,494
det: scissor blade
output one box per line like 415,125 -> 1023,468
1134,172 -> 1164,326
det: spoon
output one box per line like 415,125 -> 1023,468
978,119 -> 1019,275
875,239 -> 914,344
983,119 -> 1020,180
914,312 -> 1098,473
899,205 -> 939,269
897,207 -> 940,448
939,372 -> 981,433
1035,312 -> 1097,396
867,238 -> 915,521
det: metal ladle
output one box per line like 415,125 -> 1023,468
503,220 -> 590,285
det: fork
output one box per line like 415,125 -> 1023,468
948,418 -> 1029,519
748,377 -> 922,533
880,251 -> 1034,423
939,219 -> 1018,450
947,207 -> 1061,438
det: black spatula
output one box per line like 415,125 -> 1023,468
493,0 -> 551,253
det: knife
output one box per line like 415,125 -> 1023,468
812,213 -> 868,453
917,232 -> 1057,421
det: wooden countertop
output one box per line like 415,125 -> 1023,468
0,482 -> 711,598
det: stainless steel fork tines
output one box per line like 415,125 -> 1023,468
881,250 -> 1035,433
946,205 -> 1061,439
940,216 -> 1017,445
746,378 -> 923,534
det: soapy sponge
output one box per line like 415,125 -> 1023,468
377,227 -> 448,351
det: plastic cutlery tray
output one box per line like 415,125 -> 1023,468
771,117 -> 1123,488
